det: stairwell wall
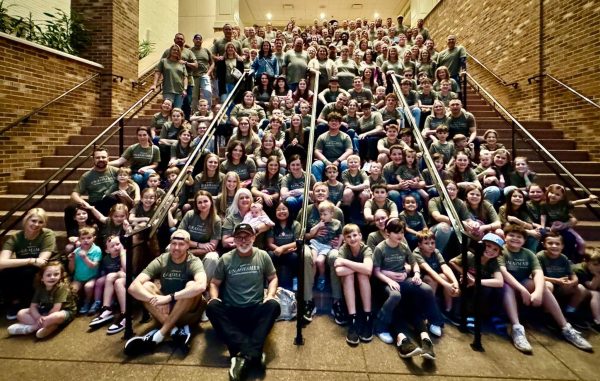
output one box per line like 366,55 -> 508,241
425,0 -> 600,159
0,35 -> 102,194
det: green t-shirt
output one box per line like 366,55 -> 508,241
267,221 -> 302,247
381,60 -> 403,75
348,88 -> 374,105
159,121 -> 182,140
540,202 -> 573,225
312,219 -> 343,245
214,248 -> 276,307
122,144 -> 160,172
283,50 -> 309,84
413,247 -> 445,273
527,201 -> 542,224
572,263 -> 593,285
424,115 -> 450,132
437,45 -> 467,78
373,240 -> 415,273
2,228 -> 56,259
498,247 -> 541,282
452,251 -> 500,280
299,204 -> 345,231
536,251 -> 572,279
327,182 -> 345,205
468,200 -> 499,225
320,102 -> 347,120
399,211 -> 426,232
365,198 -> 398,218
151,112 -> 170,132
429,141 -> 455,163
143,252 -> 205,295
382,162 -> 401,185
280,172 -> 316,192
358,112 -> 383,133
230,104 -> 266,122
251,171 -> 281,195
32,283 -> 77,315
367,230 -> 385,252
193,172 -> 224,196
73,167 -> 119,203
447,110 -> 475,139
338,242 -> 373,263
342,169 -> 368,187
379,107 -> 402,123
190,46 -> 213,76
219,159 -> 256,181
211,37 -> 242,56
396,164 -> 422,181
315,132 -> 352,162
428,197 -> 471,222
180,211 -> 222,243
156,58 -> 188,95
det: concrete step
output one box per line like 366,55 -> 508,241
69,135 -> 138,146
41,156 -> 94,168
497,139 -> 576,150
55,145 -> 120,156
483,130 -> 564,139
24,168 -> 88,181
0,195 -> 74,212
470,110 -> 500,118
535,173 -> 600,188
7,180 -> 77,195
574,221 -> 600,241
93,117 -> 151,126
529,161 -> 600,174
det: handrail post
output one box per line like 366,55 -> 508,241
294,238 -> 305,345
459,236 -> 469,332
462,72 -> 468,109
119,119 -> 125,156
471,238 -> 484,352
123,232 -> 134,339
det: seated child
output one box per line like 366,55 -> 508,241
429,125 -> 455,164
449,233 -> 505,326
400,195 -> 427,250
372,218 -> 442,360
499,224 -> 592,353
334,224 -> 374,345
364,184 -> 399,227
65,206 -> 95,255
413,228 -> 460,322
537,233 -> 587,328
308,201 -> 343,292
105,167 -> 140,210
68,227 -> 102,315
7,261 -> 77,339
325,164 -> 344,208
242,202 -> 276,230
88,236 -> 128,335
572,247 -> 600,331
367,161 -> 386,188
341,154 -> 371,210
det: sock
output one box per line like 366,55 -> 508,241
396,333 -> 406,345
349,313 -> 357,324
152,330 -> 165,343
565,305 -> 576,313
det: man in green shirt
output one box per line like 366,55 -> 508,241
190,33 -> 214,110
206,223 -> 280,381
312,112 -> 353,181
125,230 -> 207,356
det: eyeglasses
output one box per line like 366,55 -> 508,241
234,235 -> 252,241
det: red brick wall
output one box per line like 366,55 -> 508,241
425,0 -> 600,159
71,0 -> 140,117
0,35 -> 102,193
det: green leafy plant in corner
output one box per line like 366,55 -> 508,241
139,39 -> 155,60
38,8 -> 90,55
0,0 -> 13,33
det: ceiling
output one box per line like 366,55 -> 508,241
239,0 -> 410,27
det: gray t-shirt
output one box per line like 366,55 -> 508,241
315,132 -> 352,162
373,240 -> 415,273
179,211 -> 222,243
143,252 -> 205,295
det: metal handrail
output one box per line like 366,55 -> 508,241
467,53 -> 518,89
0,73 -> 101,135
391,75 -> 485,350
294,69 -> 320,346
466,72 -> 600,218
528,73 -> 600,110
0,84 -> 163,239
132,60 -> 160,89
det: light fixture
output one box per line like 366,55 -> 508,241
283,4 -> 293,10
320,12 -> 325,19
266,13 -> 272,20
351,4 -> 363,9
374,12 -> 379,18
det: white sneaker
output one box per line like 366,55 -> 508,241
201,311 -> 209,322
429,324 -> 442,337
511,324 -> 532,353
7,323 -> 35,336
562,323 -> 593,352
377,331 -> 394,344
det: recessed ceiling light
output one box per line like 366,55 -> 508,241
374,12 -> 379,18
283,4 -> 293,10
266,12 -> 272,20
351,3 -> 363,9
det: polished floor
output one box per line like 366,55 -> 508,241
1,312 -> 599,381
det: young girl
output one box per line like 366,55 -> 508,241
541,184 -> 598,260
264,117 -> 286,148
573,248 -> 600,331
480,129 -> 504,152
383,144 -> 405,208
266,96 -> 283,119
464,185 -> 503,240
376,123 -> 401,166
396,148 -> 428,210
292,78 -> 313,105
526,183 -> 545,227
499,188 -> 541,252
150,98 -> 172,144
272,75 -> 292,102
7,262 -> 77,339
65,207 -> 95,255
129,188 -> 159,272
88,236 -> 127,334
68,227 -> 102,314
399,195 -> 427,250
507,156 -> 537,196
483,148 -> 512,206
282,96 -> 296,120
193,153 -> 224,197
215,171 -> 241,217
325,164 -> 344,208
89,203 -> 131,246
105,167 -> 140,210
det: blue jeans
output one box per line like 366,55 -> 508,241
132,169 -> 155,189
285,195 -> 304,217
376,281 -> 443,328
483,186 -> 501,206
311,160 -> 348,181
431,222 -> 455,259
193,74 -> 213,109
163,92 -> 184,109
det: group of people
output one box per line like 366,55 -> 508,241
2,14 -> 600,381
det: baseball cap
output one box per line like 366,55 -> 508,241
193,33 -> 202,40
233,223 -> 255,236
481,233 -> 504,248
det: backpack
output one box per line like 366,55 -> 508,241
275,287 -> 297,321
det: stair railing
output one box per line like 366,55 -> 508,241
465,72 -> 600,219
528,73 -> 600,110
390,74 -> 485,351
467,53 -> 519,89
0,73 -> 101,135
0,83 -> 163,240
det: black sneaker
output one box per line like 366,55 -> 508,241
346,318 -> 360,346
124,329 -> 158,356
173,324 -> 191,346
107,314 -> 125,335
5,304 -> 18,321
420,337 -> 436,360
591,321 -> 600,333
89,306 -> 114,328
442,310 -> 461,327
397,337 -> 422,358
303,300 -> 316,323
139,309 -> 151,324
331,300 -> 348,325
359,313 -> 373,342
229,356 -> 247,381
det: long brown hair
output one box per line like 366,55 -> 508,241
192,190 -> 218,240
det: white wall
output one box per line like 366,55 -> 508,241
179,0 -> 218,47
138,0 -> 179,76
4,0 -> 70,24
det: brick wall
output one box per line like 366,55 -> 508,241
0,35 -> 102,193
425,0 -> 600,159
71,0 -> 140,117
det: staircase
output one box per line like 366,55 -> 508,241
464,86 -> 600,241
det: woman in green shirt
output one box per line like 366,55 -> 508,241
151,44 -> 188,109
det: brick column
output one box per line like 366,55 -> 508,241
71,0 -> 139,117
